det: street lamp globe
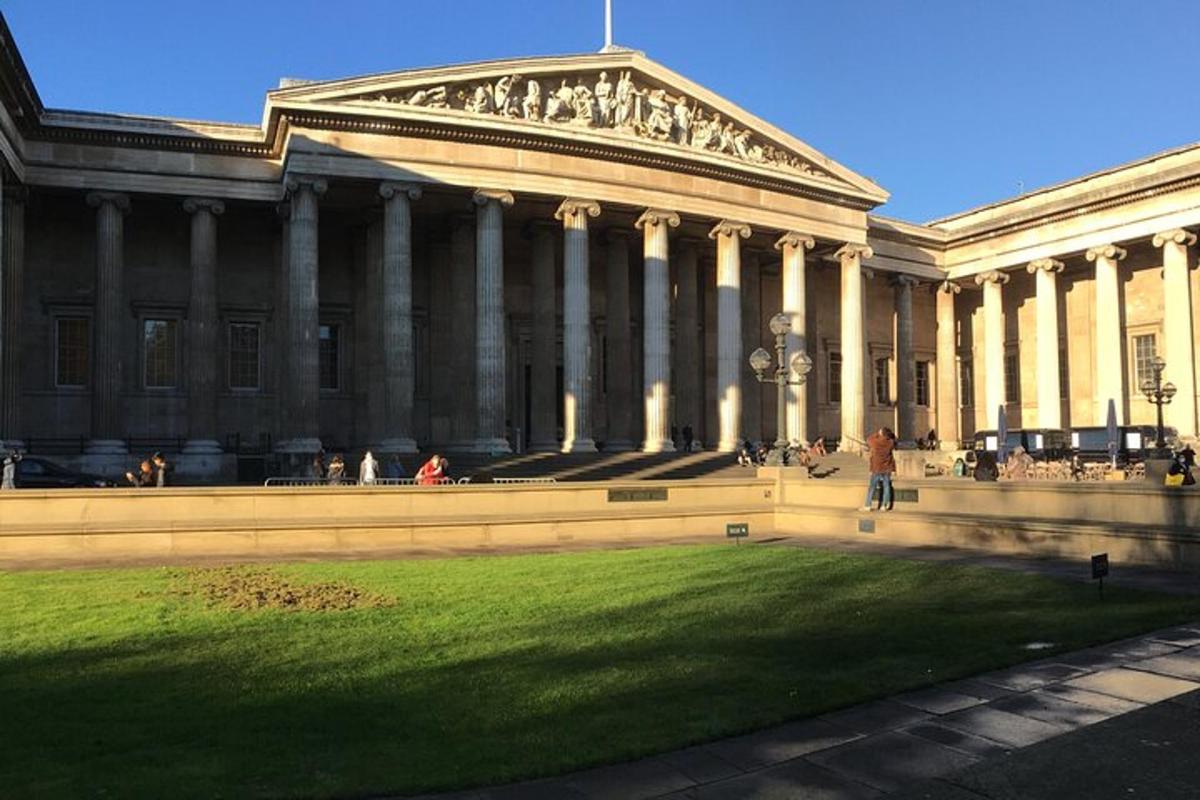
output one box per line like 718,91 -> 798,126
748,347 -> 772,375
1152,355 -> 1166,373
789,350 -> 813,378
1164,382 -> 1178,400
1141,379 -> 1156,398
768,312 -> 791,336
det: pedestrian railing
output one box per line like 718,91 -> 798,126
262,476 -> 472,487
492,477 -> 557,484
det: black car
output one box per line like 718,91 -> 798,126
1070,425 -> 1178,464
11,456 -> 116,488
972,428 -> 1071,460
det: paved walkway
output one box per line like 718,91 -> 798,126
410,624 -> 1200,799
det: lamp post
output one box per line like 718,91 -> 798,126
749,312 -> 812,466
1140,355 -> 1176,451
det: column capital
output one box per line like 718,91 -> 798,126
379,181 -> 422,202
555,198 -> 601,222
1152,228 -> 1197,248
833,242 -> 873,262
1026,258 -> 1064,274
708,220 -> 752,240
974,269 -> 1010,286
634,208 -> 680,230
937,279 -> 962,295
473,188 -> 515,208
1085,244 -> 1127,262
85,191 -> 130,213
774,231 -> 816,252
182,197 -> 225,216
891,274 -> 921,289
283,175 -> 328,197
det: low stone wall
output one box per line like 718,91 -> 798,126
0,479 -> 776,565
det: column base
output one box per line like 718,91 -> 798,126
85,439 -> 128,455
717,439 -> 739,454
374,438 -> 419,455
605,439 -> 635,452
182,439 -> 224,456
561,438 -> 597,454
473,437 -> 512,455
1,439 -> 26,453
528,439 -> 561,453
839,436 -> 864,455
274,437 -> 323,455
641,439 -> 676,454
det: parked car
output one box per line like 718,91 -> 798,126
1070,425 -> 1178,464
972,428 -> 1071,460
11,456 -> 116,488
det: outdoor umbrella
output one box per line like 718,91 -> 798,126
1106,398 -> 1119,469
997,405 -> 1008,463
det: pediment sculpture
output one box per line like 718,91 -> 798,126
342,70 -> 829,179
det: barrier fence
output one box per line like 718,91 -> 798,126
261,476 -> 557,487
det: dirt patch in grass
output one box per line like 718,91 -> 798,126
170,566 -> 395,612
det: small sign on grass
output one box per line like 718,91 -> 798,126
726,522 -> 749,543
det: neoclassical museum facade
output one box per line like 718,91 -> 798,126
0,14 -> 1198,476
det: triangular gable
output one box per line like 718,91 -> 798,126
268,51 -> 888,206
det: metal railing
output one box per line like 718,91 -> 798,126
492,477 -> 557,484
262,476 -> 472,487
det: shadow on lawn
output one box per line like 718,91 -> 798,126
1,556 -> 1196,799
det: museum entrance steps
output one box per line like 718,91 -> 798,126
428,449 -> 750,483
809,451 -> 871,481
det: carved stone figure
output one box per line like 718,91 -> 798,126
522,80 -> 541,121
718,121 -> 736,154
615,70 -> 636,128
594,71 -> 614,126
494,75 -> 522,117
673,95 -> 693,146
572,79 -> 595,126
733,128 -> 753,160
405,85 -> 448,107
543,79 -> 574,123
644,88 -> 673,140
462,84 -> 494,114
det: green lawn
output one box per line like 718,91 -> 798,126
2,544 -> 1198,799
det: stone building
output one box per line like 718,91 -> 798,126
0,14 -> 1196,477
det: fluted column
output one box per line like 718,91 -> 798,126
974,269 -> 1009,427
556,198 -> 601,453
182,198 -> 225,455
836,243 -> 872,452
935,280 -> 961,449
1153,229 -> 1198,439
473,189 -> 515,453
604,228 -> 634,451
894,274 -> 919,444
1085,244 -> 1127,425
1028,258 -> 1064,429
1,185 -> 26,448
85,191 -> 131,454
277,176 -> 326,454
711,220 -> 751,451
740,249 -> 763,441
378,182 -> 422,453
529,220 -> 558,452
637,209 -> 680,452
674,238 -> 702,447
449,214 -> 476,449
776,232 -> 814,446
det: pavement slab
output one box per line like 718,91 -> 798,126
819,699 -> 934,736
1064,667 -> 1198,704
892,687 -> 987,715
701,718 -> 862,771
689,758 -> 883,800
656,746 -> 744,786
972,662 -> 1089,692
1125,648 -> 1200,682
563,755 -> 695,800
937,679 -> 1017,702
989,691 -> 1115,729
900,722 -> 1011,759
1032,683 -> 1144,715
1147,627 -> 1200,648
806,731 -> 980,793
936,706 -> 1070,748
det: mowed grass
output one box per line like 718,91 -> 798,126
2,544 -> 1198,799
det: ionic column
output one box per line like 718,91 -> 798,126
1,185 -> 26,448
935,280 -> 961,449
894,274 -> 920,445
775,231 -> 814,446
449,213 -> 476,450
529,220 -> 558,452
1027,258 -> 1064,429
473,189 -> 515,453
378,182 -> 422,453
278,176 -> 326,455
636,209 -> 680,452
182,198 -> 225,455
674,238 -> 702,447
740,248 -> 763,441
1153,229 -> 1199,439
710,220 -> 751,452
1085,244 -> 1127,424
556,198 -> 601,453
974,269 -> 1010,427
836,243 -> 873,452
604,229 -> 634,451
85,191 -> 131,455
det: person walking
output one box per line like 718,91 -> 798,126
151,452 -> 170,487
326,454 -> 346,485
309,452 -> 326,481
862,427 -> 897,511
385,454 -> 405,480
682,424 -> 694,454
1,450 -> 20,489
359,450 -> 379,485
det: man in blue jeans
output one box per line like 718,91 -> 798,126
862,427 -> 897,511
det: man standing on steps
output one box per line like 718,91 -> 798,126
862,427 -> 896,512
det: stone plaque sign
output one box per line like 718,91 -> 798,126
607,487 -> 668,503
726,522 -> 749,539
1092,553 -> 1109,579
858,518 -> 875,534
895,488 -> 919,503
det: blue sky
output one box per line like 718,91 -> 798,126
5,1 -> 1197,222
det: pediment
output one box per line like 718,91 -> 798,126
269,51 -> 888,205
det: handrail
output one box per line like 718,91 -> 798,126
492,477 -> 557,484
263,476 -> 470,487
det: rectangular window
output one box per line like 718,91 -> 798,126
915,360 -> 930,406
319,324 -> 340,390
1133,334 -> 1157,390
1004,352 -> 1020,403
959,359 -> 973,408
55,317 -> 90,387
874,357 -> 890,405
828,352 -> 842,404
143,319 -> 178,389
228,322 -> 261,390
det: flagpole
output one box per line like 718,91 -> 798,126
604,0 -> 613,50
